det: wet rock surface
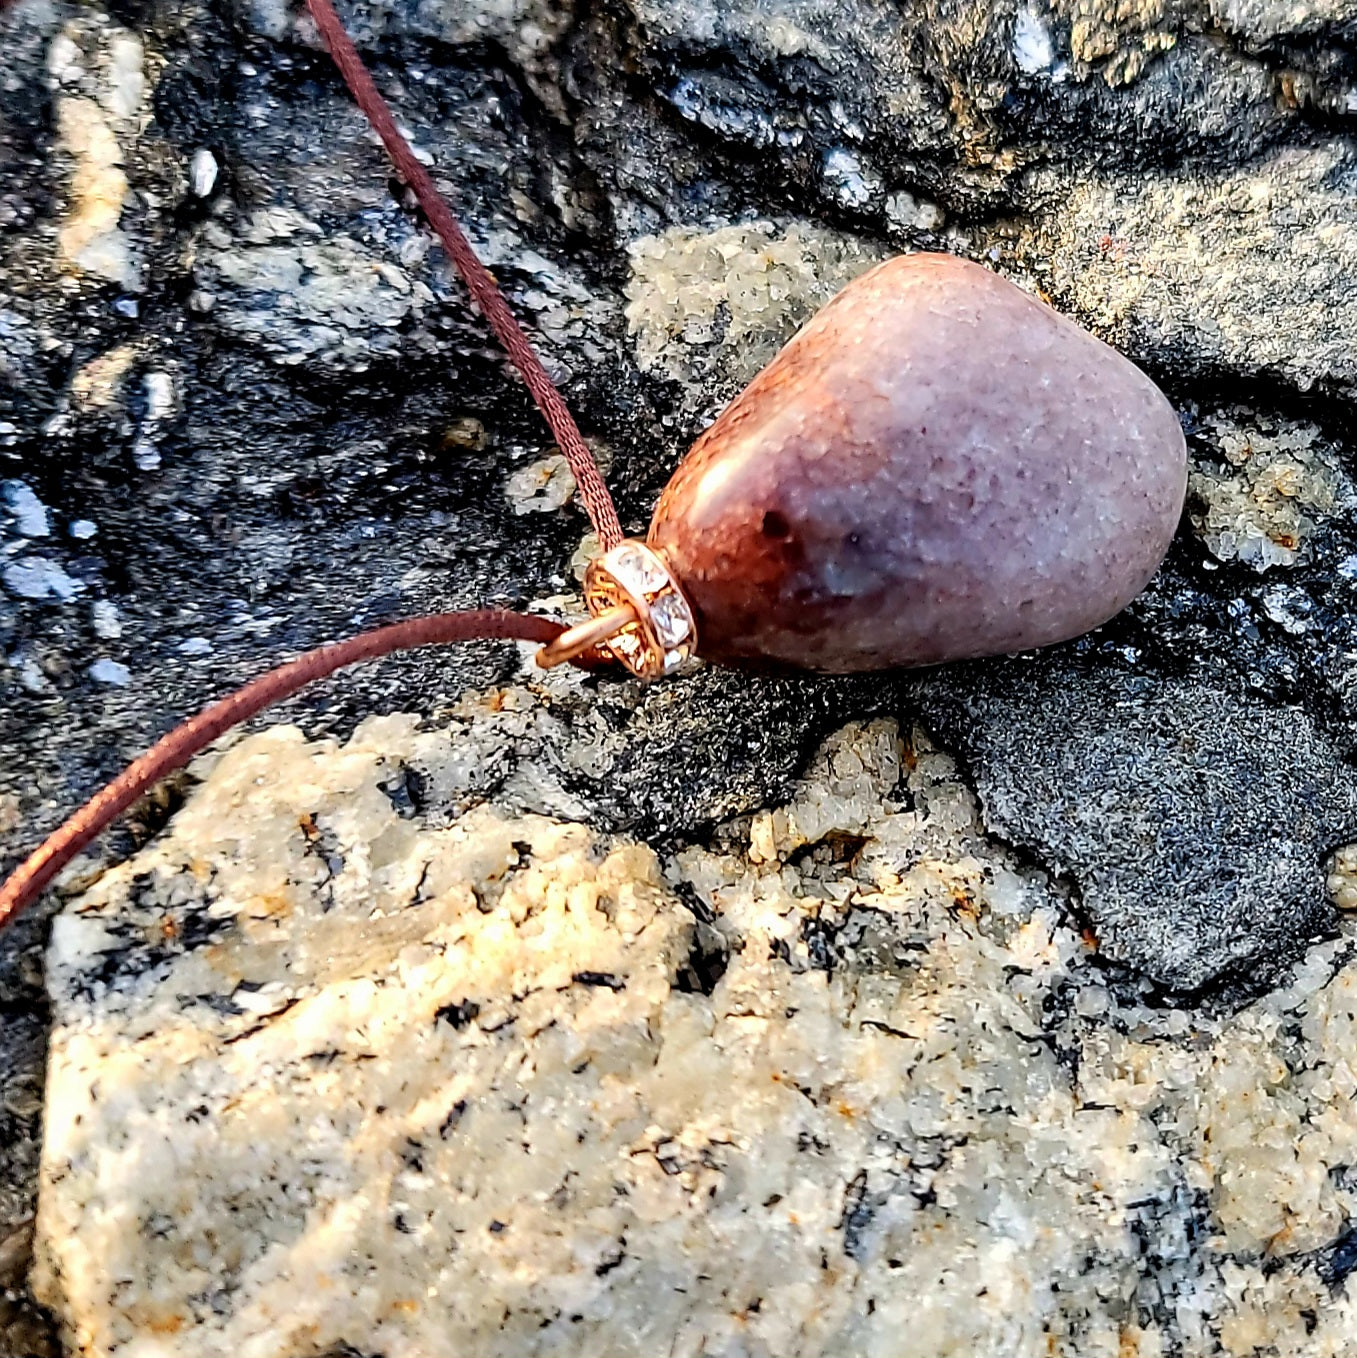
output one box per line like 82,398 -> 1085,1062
3,0 -> 1357,1351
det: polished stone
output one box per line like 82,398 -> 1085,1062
649,253 -> 1188,672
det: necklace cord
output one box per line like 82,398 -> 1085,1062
0,611 -> 574,928
303,0 -> 624,551
0,0 -> 622,929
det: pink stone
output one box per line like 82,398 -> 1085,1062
648,253 -> 1187,672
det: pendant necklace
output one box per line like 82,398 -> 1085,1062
0,0 -> 1188,929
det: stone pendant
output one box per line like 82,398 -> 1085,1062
633,253 -> 1186,674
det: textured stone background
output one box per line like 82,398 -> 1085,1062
5,0 -> 1357,1350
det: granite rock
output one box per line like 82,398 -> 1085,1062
32,713 -> 1357,1357
1032,144 -> 1357,397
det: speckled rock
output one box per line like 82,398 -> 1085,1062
1186,407 -> 1348,571
915,665 -> 1357,992
651,254 -> 1187,671
624,221 -> 889,419
1035,145 -> 1357,396
1210,0 -> 1357,43
32,712 -> 1357,1357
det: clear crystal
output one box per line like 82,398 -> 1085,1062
649,592 -> 690,647
607,544 -> 668,597
663,649 -> 686,673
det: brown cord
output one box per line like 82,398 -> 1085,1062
0,2 -> 629,929
0,611 -> 572,929
303,0 -> 624,551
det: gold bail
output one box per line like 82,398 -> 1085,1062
535,540 -> 698,680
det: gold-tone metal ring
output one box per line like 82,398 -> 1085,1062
533,540 -> 698,681
536,603 -> 638,670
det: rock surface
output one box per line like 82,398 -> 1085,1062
4,0 -> 1357,1352
33,712 -> 1357,1357
916,666 -> 1357,993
